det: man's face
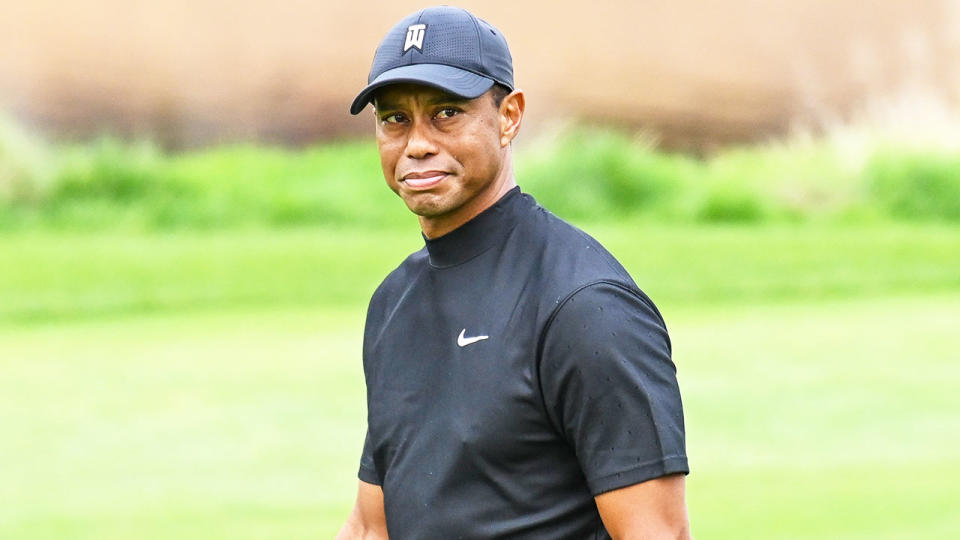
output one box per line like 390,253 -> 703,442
373,84 -> 509,235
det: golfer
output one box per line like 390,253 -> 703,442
337,6 -> 689,539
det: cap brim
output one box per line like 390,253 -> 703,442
350,64 -> 495,115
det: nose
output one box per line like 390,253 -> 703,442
405,119 -> 438,159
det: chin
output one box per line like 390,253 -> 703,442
401,193 -> 450,218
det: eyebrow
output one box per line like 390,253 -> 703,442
375,92 -> 471,111
425,93 -> 470,106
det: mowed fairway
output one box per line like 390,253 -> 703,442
0,307 -> 368,539
674,296 -> 960,538
1,226 -> 958,538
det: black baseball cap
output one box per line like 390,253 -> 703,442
349,6 -> 514,115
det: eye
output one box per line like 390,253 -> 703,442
381,112 -> 407,124
434,107 -> 460,119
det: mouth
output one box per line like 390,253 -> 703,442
401,171 -> 449,190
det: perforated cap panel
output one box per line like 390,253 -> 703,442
420,14 -> 481,66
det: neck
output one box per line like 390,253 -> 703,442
419,154 -> 517,239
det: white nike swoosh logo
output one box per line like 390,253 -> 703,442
457,329 -> 489,347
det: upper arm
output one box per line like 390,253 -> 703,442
335,480 -> 388,540
539,281 -> 688,495
595,473 -> 690,540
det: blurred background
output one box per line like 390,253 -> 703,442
1,1 -> 958,538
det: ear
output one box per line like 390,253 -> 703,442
498,89 -> 526,147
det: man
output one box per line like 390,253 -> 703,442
337,6 -> 689,539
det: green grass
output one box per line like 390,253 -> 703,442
676,296 -> 960,538
2,224 -> 958,323
0,307 -> 366,539
0,223 -> 958,537
0,227 -> 420,323
3,116 -> 960,230
1,293 -> 957,538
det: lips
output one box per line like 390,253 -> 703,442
402,171 -> 449,189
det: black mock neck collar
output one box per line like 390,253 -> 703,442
423,187 -> 527,268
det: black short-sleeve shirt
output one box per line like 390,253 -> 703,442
360,187 -> 688,539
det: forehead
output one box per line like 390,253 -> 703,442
373,83 -> 473,108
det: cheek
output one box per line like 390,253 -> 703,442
376,139 -> 402,181
452,126 -> 498,171
460,130 -> 501,177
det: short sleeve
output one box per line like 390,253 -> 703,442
358,428 -> 382,485
539,281 -> 688,495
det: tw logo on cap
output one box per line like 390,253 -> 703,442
403,23 -> 427,53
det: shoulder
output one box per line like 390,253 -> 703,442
366,247 -> 429,320
518,194 -> 639,293
372,247 -> 428,296
536,280 -> 674,417
541,280 -> 669,357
